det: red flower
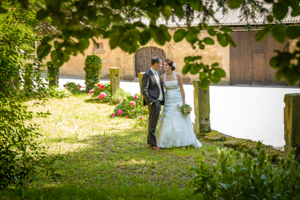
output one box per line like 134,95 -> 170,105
134,95 -> 138,99
117,109 -> 123,115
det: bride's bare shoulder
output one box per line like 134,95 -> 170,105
174,72 -> 182,78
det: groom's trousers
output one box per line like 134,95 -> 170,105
147,100 -> 161,147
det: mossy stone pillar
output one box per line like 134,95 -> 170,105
139,72 -> 145,106
284,93 -> 300,160
110,67 -> 120,97
193,80 -> 211,136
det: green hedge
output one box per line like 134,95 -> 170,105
191,144 -> 300,199
46,61 -> 59,87
84,55 -> 102,92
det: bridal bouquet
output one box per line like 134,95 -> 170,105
178,104 -> 192,116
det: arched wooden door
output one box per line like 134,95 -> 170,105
135,47 -> 166,77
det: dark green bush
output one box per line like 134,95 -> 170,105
63,82 -> 84,94
46,61 -> 59,87
190,143 -> 300,199
84,55 -> 102,92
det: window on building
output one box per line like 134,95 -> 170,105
94,42 -> 103,51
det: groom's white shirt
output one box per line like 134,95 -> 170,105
150,68 -> 163,101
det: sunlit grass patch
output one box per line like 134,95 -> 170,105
1,94 -> 229,199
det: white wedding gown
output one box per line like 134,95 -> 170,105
157,73 -> 202,148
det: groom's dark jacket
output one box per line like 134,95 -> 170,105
141,69 -> 165,106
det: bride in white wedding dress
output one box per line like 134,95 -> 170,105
157,59 -> 202,148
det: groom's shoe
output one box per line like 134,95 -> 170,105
152,147 -> 161,151
147,144 -> 151,147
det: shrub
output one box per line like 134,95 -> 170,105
46,61 -> 60,87
112,88 -> 130,104
0,5 -> 55,189
89,82 -> 111,103
84,55 -> 102,92
190,143 -> 300,199
43,86 -> 71,99
112,94 -> 147,119
63,82 -> 84,94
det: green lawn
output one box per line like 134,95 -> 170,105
0,94 -> 228,200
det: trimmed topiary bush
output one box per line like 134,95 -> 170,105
46,61 -> 60,87
84,55 -> 102,92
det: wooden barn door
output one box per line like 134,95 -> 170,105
230,31 -> 289,86
135,47 -> 166,77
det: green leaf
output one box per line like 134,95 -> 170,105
273,2 -> 288,20
291,8 -> 300,17
156,29 -> 167,45
275,69 -> 283,81
182,64 -> 191,74
271,24 -> 286,43
174,29 -> 187,42
139,30 -> 151,45
255,25 -> 271,42
208,26 -> 216,36
224,33 -> 236,47
220,26 -> 233,32
200,72 -> 207,79
287,26 -> 300,39
100,8 -> 112,16
189,1 -> 201,11
267,15 -> 273,23
203,37 -> 214,45
199,79 -> 210,90
210,75 -> 221,84
190,64 -> 202,75
269,56 -> 280,68
37,44 -> 51,59
211,63 -> 219,68
217,33 -> 228,47
194,56 -> 202,61
227,0 -> 244,9
36,10 -> 49,21
199,43 -> 205,49
184,56 -> 193,63
162,5 -> 172,19
41,36 -> 52,44
186,32 -> 198,45
213,68 -> 226,77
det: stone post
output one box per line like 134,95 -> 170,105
138,72 -> 145,106
284,93 -> 300,160
110,67 -> 120,97
193,80 -> 211,136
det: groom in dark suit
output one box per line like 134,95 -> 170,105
141,57 -> 165,151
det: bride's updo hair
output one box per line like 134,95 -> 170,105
165,59 -> 175,71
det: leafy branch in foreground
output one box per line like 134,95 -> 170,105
2,0 -> 300,88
